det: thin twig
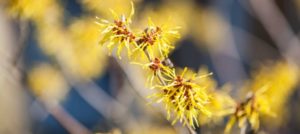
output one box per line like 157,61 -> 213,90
183,117 -> 197,134
13,20 -> 29,66
249,0 -> 300,64
46,105 -> 91,134
55,57 -> 142,131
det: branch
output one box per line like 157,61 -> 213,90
249,0 -> 300,64
46,104 -> 91,134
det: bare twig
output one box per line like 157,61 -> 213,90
73,80 -> 140,128
183,117 -> 197,134
46,105 -> 91,134
56,58 -> 141,131
13,20 -> 29,66
249,0 -> 300,64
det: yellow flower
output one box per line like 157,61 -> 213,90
199,85 -> 236,126
250,61 -> 299,126
150,67 -> 213,128
132,57 -> 176,87
191,8 -> 228,47
80,0 -> 141,18
68,18 -> 108,79
28,63 -> 69,105
135,18 -> 180,58
96,2 -> 137,59
137,1 -> 190,39
36,18 -> 107,79
225,86 -> 275,133
225,61 -> 298,133
5,0 -> 62,22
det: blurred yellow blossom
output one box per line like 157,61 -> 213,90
6,0 -> 107,79
196,67 -> 218,92
80,0 -> 141,18
138,0 -> 191,37
69,18 -> 108,78
37,24 -> 70,55
5,0 -> 62,23
199,85 -> 236,126
250,61 -> 299,126
28,63 -> 69,105
191,8 -> 228,47
36,18 -> 107,79
225,61 -> 298,133
224,86 -> 275,133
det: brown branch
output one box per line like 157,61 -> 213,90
47,105 -> 91,134
13,20 -> 29,66
249,0 -> 300,64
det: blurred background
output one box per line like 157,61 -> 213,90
0,0 -> 300,134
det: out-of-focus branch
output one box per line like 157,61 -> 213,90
56,58 -> 141,131
0,9 -> 29,134
202,13 -> 247,96
231,26 -> 281,60
13,20 -> 29,66
46,104 -> 91,134
73,80 -> 138,125
249,0 -> 300,64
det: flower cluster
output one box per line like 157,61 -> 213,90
96,6 -> 136,59
224,61 -> 298,133
225,86 -> 275,133
97,2 -> 213,128
135,19 -> 180,58
96,2 -> 296,133
150,68 -> 213,128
